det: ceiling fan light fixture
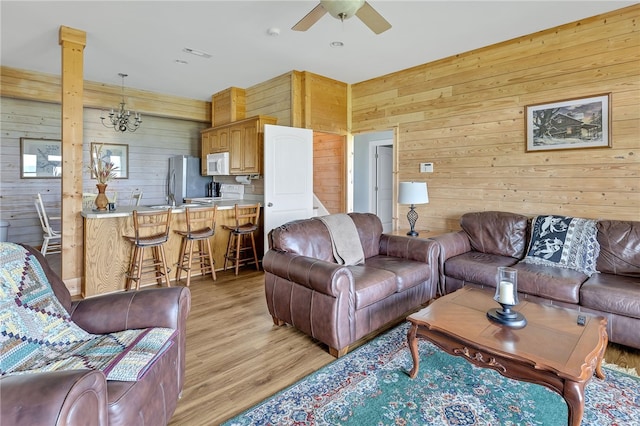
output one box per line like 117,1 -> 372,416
321,0 -> 365,20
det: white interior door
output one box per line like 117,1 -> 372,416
375,145 -> 393,232
264,124 -> 313,252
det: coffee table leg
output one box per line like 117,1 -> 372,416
407,322 -> 420,379
564,380 -> 586,426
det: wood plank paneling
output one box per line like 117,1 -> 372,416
245,72 -> 293,126
1,98 -> 207,258
352,4 -> 640,231
313,132 -> 346,213
1,66 -> 210,122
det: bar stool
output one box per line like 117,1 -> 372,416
174,206 -> 218,287
222,203 -> 261,276
123,208 -> 172,291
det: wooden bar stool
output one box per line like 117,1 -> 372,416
222,203 -> 261,276
174,206 -> 218,287
123,208 -> 172,291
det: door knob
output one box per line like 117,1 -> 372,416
267,202 -> 273,207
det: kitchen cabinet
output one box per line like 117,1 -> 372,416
200,125 -> 231,174
201,115 -> 276,176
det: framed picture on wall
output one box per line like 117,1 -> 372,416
525,93 -> 611,152
20,138 -> 62,178
90,143 -> 129,179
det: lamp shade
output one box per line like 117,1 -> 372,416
398,182 -> 429,205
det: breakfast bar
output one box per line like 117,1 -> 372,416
81,199 -> 263,298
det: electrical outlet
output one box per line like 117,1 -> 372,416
420,162 -> 433,173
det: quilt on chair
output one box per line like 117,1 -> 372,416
0,243 -> 175,381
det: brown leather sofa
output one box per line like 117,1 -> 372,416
0,245 -> 191,425
432,211 -> 640,350
263,213 -> 440,357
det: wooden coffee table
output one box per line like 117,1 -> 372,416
407,287 -> 608,426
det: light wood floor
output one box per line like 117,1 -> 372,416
47,254 -> 640,424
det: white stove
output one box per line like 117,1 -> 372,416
220,184 -> 244,200
188,184 -> 244,204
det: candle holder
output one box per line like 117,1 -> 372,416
487,266 -> 527,328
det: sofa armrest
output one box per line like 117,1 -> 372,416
430,231 -> 472,295
0,370 -> 108,425
379,234 -> 440,264
69,287 -> 191,334
263,250 -> 354,297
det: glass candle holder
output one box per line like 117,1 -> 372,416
487,266 -> 527,328
495,266 -> 518,306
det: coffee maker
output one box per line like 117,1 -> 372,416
208,181 -> 222,198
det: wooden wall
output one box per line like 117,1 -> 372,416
1,66 -> 210,122
313,132 -> 346,214
245,72 -> 293,126
351,5 -> 640,232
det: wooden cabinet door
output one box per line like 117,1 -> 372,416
229,126 -> 243,173
241,121 -> 260,174
201,130 -> 212,175
217,128 -> 229,152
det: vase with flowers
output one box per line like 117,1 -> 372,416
88,144 -> 119,211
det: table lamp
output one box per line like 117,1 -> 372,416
398,181 -> 429,237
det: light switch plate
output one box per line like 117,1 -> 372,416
420,162 -> 433,173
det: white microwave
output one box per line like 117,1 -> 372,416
206,152 -> 230,175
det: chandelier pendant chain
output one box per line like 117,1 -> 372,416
100,72 -> 142,133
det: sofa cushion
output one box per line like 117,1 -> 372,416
512,262 -> 587,304
521,215 -> 599,276
445,252 -> 518,287
270,218 -> 335,262
348,266 -> 397,309
460,211 -> 529,258
364,255 -> 432,292
580,273 -> 640,319
596,220 -> 640,277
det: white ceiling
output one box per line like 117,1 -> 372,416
1,1 -> 634,102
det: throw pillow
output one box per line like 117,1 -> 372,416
521,215 -> 599,276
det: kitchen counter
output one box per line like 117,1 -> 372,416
81,197 -> 264,297
80,197 -> 263,219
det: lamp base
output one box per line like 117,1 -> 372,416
487,307 -> 527,329
406,230 -> 419,237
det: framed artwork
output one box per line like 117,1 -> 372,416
525,93 -> 611,152
90,143 -> 129,179
20,138 -> 62,178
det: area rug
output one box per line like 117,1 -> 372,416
223,323 -> 640,426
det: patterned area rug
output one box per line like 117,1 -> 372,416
223,323 -> 640,426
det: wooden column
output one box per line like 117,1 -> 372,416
59,26 -> 86,293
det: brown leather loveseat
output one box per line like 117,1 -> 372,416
432,211 -> 640,350
0,244 -> 191,425
263,213 -> 440,357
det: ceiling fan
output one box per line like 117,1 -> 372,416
292,0 -> 392,35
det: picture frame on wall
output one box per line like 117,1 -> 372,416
90,143 -> 129,179
525,93 -> 611,152
20,138 -> 62,178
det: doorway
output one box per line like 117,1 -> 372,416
353,130 -> 394,232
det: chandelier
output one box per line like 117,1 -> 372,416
101,73 -> 142,133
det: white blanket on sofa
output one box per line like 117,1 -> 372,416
319,214 -> 365,266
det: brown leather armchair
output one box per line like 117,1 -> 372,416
263,213 -> 440,357
0,245 -> 191,425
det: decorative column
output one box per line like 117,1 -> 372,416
59,26 -> 86,294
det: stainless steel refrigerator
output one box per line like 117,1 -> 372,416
167,155 -> 211,205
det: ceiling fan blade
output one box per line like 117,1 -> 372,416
292,3 -> 327,31
355,1 -> 392,34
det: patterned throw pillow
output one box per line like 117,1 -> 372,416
521,215 -> 599,276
